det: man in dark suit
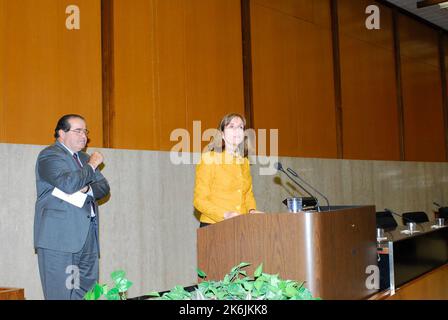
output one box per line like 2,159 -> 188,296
34,114 -> 110,300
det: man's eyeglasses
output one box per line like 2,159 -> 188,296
68,129 -> 90,135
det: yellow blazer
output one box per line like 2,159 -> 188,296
193,151 -> 257,224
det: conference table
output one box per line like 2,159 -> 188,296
374,221 -> 448,299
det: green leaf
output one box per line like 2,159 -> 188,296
295,286 -> 314,300
242,281 -> 254,291
117,279 -> 133,293
285,285 -> 298,298
111,270 -> 126,283
93,283 -> 104,300
84,290 -> 95,300
105,287 -> 120,300
146,291 -> 160,298
269,275 -> 280,287
254,278 -> 264,291
197,268 -> 207,279
236,262 -> 251,269
254,263 -> 263,278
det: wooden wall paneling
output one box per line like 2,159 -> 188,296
399,14 -> 446,162
440,34 -> 448,161
339,0 -> 394,50
251,0 -> 337,158
112,0 -> 157,150
401,57 -> 446,161
399,14 -> 440,68
250,3 -> 301,157
446,37 -> 448,96
154,0 -> 189,151
185,0 -> 245,152
312,0 -> 332,29
0,0 -> 4,142
338,0 -> 400,160
253,0 -> 331,28
446,37 -> 448,160
101,0 -> 114,148
253,0 -> 313,22
241,0 -> 254,129
113,0 -> 244,152
330,0 -> 343,159
2,0 -> 103,147
393,10 -> 406,161
340,38 -> 400,160
296,22 -> 337,158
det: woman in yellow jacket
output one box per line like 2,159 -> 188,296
194,113 -> 261,227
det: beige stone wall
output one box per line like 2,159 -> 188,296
0,143 -> 447,299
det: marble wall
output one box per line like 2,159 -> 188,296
0,143 -> 447,299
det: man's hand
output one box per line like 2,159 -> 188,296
224,211 -> 239,219
80,186 -> 89,193
88,152 -> 104,170
249,209 -> 264,214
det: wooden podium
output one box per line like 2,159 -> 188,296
197,206 -> 378,300
0,288 -> 25,300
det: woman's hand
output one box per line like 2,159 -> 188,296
224,211 -> 240,219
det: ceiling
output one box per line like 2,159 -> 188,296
384,0 -> 448,31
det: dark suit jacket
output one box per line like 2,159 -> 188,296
34,141 -> 110,253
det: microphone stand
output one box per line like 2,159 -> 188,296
277,166 -> 321,212
287,167 -> 330,211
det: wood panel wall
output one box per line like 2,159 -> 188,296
338,0 -> 400,160
399,15 -> 446,162
250,0 -> 338,158
0,0 -> 447,162
0,0 -> 103,146
0,0 -> 4,141
112,0 -> 244,151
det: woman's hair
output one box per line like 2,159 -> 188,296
207,113 -> 249,157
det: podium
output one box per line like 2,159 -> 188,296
0,288 -> 25,300
197,206 -> 378,300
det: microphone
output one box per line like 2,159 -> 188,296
274,162 -> 321,211
433,202 -> 441,208
384,208 -> 424,232
286,167 -> 330,210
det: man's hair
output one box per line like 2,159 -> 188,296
54,114 -> 85,139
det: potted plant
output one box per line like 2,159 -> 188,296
84,262 -> 319,300
84,270 -> 133,300
150,262 -> 319,300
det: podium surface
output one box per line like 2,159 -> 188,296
197,205 -> 378,299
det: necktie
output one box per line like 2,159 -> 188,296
73,153 -> 96,216
73,153 -> 83,168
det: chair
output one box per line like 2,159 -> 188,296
376,211 -> 398,230
401,211 -> 429,224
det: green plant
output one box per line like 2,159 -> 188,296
84,270 -> 133,300
149,262 -> 320,300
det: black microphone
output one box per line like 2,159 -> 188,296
274,162 -> 321,211
433,202 -> 441,208
286,167 -> 330,211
